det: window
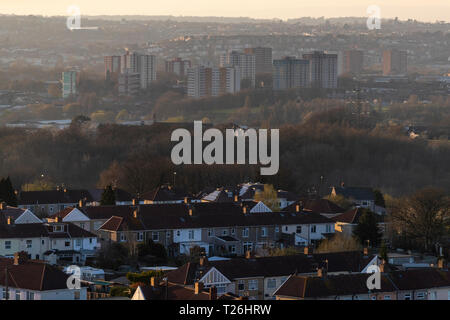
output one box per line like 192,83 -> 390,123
228,245 -> 236,254
296,226 -> 302,233
267,278 -> 277,289
120,233 -> 127,242
136,232 -> 144,242
89,238 -> 93,244
231,228 -> 235,235
248,280 -> 258,291
222,229 -> 228,236
447,290 -> 450,300
15,291 -> 20,300
74,291 -> 80,300
404,293 -> 411,300
79,223 -> 85,230
326,224 -> 332,233
416,292 -> 425,300
242,228 -> 249,238
166,231 -> 171,239
75,239 -> 82,247
26,292 -> 34,300
238,280 -> 245,291
188,230 -> 195,240
430,291 -> 437,300
371,296 -> 376,300
176,230 -> 180,237
54,225 -> 63,232
41,239 -> 45,245
5,241 -> 11,250
384,295 -> 391,300
152,232 -> 159,241
207,229 -> 212,237
26,240 -> 32,248
243,242 -> 253,253
310,225 -> 316,233
2,288 -> 7,299
261,227 -> 267,237
284,226 -> 288,232
275,227 -> 279,233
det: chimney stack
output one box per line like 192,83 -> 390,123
379,260 -> 386,273
295,204 -> 300,212
317,267 -> 327,279
0,202 -> 6,210
437,258 -> 447,270
340,182 -> 345,187
245,250 -> 253,259
150,277 -> 159,288
78,199 -> 84,208
209,286 -> 217,300
304,246 -> 312,256
133,209 -> 138,219
194,282 -> 204,295
13,251 -> 28,265
199,256 -> 208,267
234,195 -> 239,202
7,216 -> 12,225
243,206 -> 248,214
132,198 -> 138,206
184,197 -> 189,204
363,247 -> 369,256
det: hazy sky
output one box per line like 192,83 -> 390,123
1,0 -> 449,22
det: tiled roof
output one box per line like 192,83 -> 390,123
0,257 -> 70,291
285,199 -> 345,214
332,186 -> 375,201
0,206 -> 27,224
388,269 -> 450,291
141,185 -> 189,202
0,222 -> 96,239
137,283 -> 213,300
167,251 -> 376,285
18,189 -> 94,205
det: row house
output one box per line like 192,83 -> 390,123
274,266 -> 450,300
166,250 -> 379,299
0,203 -> 42,224
97,202 -> 336,257
0,252 -> 87,300
0,219 -> 97,264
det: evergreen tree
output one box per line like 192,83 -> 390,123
100,185 -> 116,205
353,209 -> 382,247
0,177 -> 17,207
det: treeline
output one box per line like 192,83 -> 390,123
1,109 -> 449,197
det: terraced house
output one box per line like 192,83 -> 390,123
97,202 -> 336,257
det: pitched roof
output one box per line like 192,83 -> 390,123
18,189 -> 94,205
141,185 -> 189,202
332,186 -> 375,201
167,251 -> 376,285
388,269 -> 450,290
285,199 -> 345,214
99,203 -> 335,232
0,222 -> 96,239
274,273 -> 396,298
0,206 -> 28,224
88,188 -> 133,202
48,207 -> 74,220
137,283 -> 213,300
0,257 -> 70,291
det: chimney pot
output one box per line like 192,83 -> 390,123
7,216 -> 12,225
150,277 -> 159,287
245,250 -> 253,259
133,209 -> 138,219
304,246 -> 312,255
13,251 -> 28,265
296,204 -> 300,212
194,282 -> 204,294
0,202 -> 6,210
199,256 -> 208,266
363,247 -> 369,256
234,195 -> 239,202
132,198 -> 137,206
189,208 -> 193,216
317,267 -> 327,278
437,258 -> 447,270
184,197 -> 189,204
209,286 -> 217,300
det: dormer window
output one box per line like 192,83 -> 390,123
53,225 -> 63,232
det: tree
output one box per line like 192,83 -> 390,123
324,194 -> 353,210
374,189 -> 386,208
100,185 -> 116,205
126,270 -> 165,286
0,177 -> 17,206
315,233 -> 362,253
353,209 -> 383,247
254,184 -> 280,211
379,240 -> 388,262
95,242 -> 129,270
390,188 -> 450,251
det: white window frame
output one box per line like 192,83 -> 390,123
248,279 -> 258,291
242,228 -> 249,238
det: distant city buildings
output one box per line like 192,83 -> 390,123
104,55 -> 121,81
61,70 -> 77,99
187,65 -> 240,98
165,58 -> 191,77
383,49 -> 408,75
273,57 -> 309,90
118,70 -> 140,96
303,51 -> 338,89
221,50 -> 256,88
342,50 -> 364,75
244,47 -> 273,74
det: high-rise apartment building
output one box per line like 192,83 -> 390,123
62,71 -> 77,98
273,57 -> 310,90
303,51 -> 338,89
165,58 -> 191,77
383,49 -> 407,75
221,51 -> 256,88
119,50 -> 157,89
118,70 -> 140,96
342,50 -> 364,75
104,56 -> 121,81
187,66 -> 240,98
244,47 -> 273,74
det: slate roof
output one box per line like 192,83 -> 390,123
0,206 -> 28,224
18,189 -> 94,205
285,199 -> 345,214
137,283 -> 213,300
332,186 -> 375,201
0,222 -> 96,239
167,251 -> 376,285
141,185 -> 189,202
0,257 -> 70,291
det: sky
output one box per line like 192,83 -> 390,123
1,0 -> 449,22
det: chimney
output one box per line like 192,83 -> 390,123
64,188 -> 67,193
199,256 -> 208,267
194,282 -> 204,294
304,246 -> 312,256
437,258 -> 447,270
363,247 -> 369,256
234,195 -> 239,202
379,260 -> 386,273
150,277 -> 159,288
133,209 -> 138,219
340,182 -> 345,187
184,197 -> 189,204
13,251 -> 28,265
78,199 -> 84,208
317,267 -> 327,279
209,286 -> 217,300
55,216 -> 61,223
0,202 -> 6,210
7,216 -> 12,225
132,198 -> 138,206
189,208 -> 194,216
243,206 -> 248,214
245,250 -> 253,259
295,204 -> 301,212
